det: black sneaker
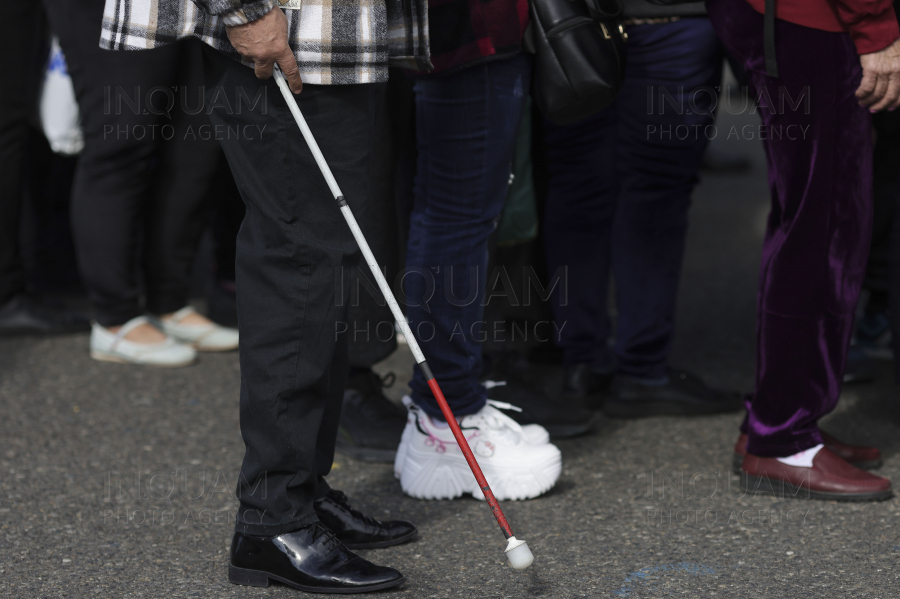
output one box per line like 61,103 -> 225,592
336,370 -> 406,463
843,344 -> 875,385
0,294 -> 89,337
561,363 -> 613,409
480,372 -> 597,439
604,368 -> 743,418
856,310 -> 893,360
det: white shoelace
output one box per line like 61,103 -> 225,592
407,395 -> 528,446
461,405 -> 526,446
486,399 -> 521,412
482,379 -> 508,390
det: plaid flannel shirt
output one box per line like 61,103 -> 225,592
100,0 -> 431,84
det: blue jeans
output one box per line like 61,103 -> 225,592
543,18 -> 722,379
406,54 -> 531,419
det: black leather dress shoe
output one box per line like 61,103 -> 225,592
229,524 -> 405,593
0,294 -> 89,337
315,490 -> 417,549
603,368 -> 743,418
562,363 -> 613,409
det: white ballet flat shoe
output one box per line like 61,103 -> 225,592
90,316 -> 197,367
157,306 -> 239,352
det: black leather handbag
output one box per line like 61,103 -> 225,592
525,0 -> 627,126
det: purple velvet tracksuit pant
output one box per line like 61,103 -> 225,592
708,0 -> 874,457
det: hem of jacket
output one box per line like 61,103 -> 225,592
622,2 -> 707,19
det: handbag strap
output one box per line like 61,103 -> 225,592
764,0 -> 779,77
583,0 -> 623,20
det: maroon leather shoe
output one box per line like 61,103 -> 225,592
820,431 -> 883,468
741,447 -> 892,502
732,432 -> 882,473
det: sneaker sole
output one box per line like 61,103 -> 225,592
90,350 -> 197,368
731,452 -> 743,475
740,472 -> 893,502
228,565 -> 405,593
400,444 -> 561,501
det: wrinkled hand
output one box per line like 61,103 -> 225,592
226,7 -> 303,93
857,37 -> 900,112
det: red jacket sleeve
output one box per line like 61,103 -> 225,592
832,0 -> 900,54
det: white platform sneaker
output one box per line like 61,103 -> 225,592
90,316 -> 197,367
157,306 -> 238,352
486,400 -> 550,445
394,398 -> 550,478
395,397 -> 562,501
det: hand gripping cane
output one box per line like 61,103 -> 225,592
272,67 -> 533,570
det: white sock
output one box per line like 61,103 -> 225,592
776,444 -> 824,468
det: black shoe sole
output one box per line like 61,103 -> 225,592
228,565 -> 405,593
343,529 -> 418,550
740,473 -> 893,502
539,413 -> 598,439
560,391 -> 606,411
732,452 -> 883,475
843,372 -> 875,385
335,439 -> 397,463
604,399 -> 743,419
731,452 -> 743,475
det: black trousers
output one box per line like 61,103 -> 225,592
43,0 -> 222,326
343,71 -> 416,368
200,46 -> 386,535
0,3 -> 44,305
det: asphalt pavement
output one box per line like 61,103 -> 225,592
2,109 -> 899,599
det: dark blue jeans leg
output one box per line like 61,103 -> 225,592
613,18 -> 722,379
406,54 -> 532,420
544,18 -> 722,379
543,100 -> 618,371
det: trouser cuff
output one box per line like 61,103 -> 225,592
745,430 -> 824,458
234,512 -> 320,537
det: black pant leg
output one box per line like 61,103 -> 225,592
200,46 -> 384,536
312,314 -> 349,500
0,4 -> 44,305
44,0 -> 180,326
211,162 -> 246,285
344,72 -> 415,368
143,39 -> 222,315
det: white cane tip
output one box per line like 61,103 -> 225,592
505,537 -> 534,570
